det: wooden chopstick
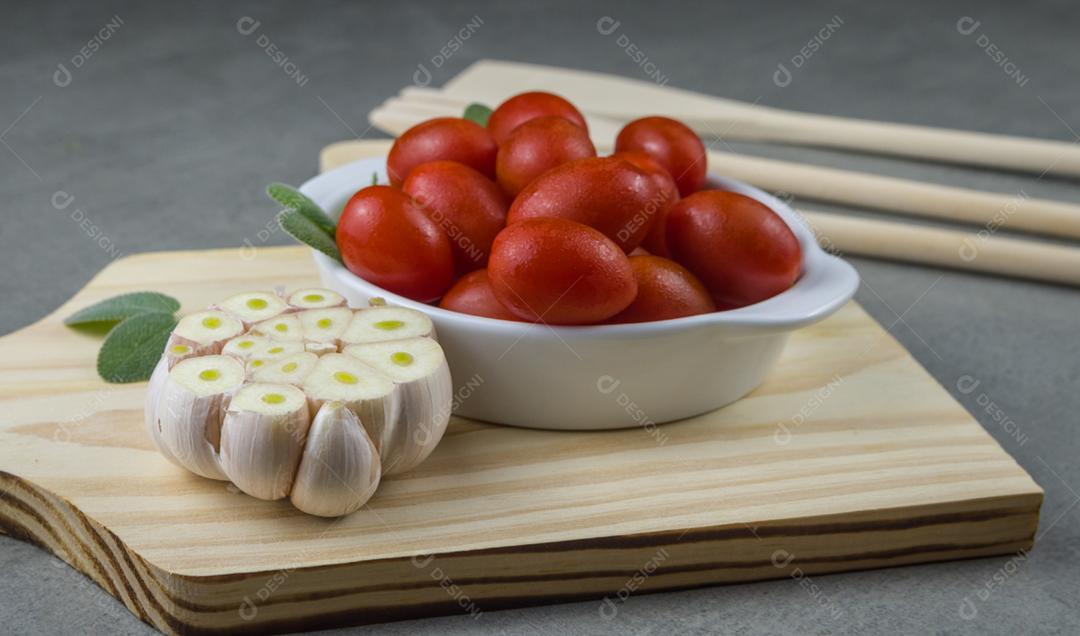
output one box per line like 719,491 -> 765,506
436,60 -> 1080,178
384,91 -> 1080,241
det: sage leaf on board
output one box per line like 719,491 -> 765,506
63,291 -> 180,327
266,182 -> 337,237
96,311 -> 178,383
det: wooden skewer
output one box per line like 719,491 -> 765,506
323,136 -> 1080,288
439,60 -> 1080,178
384,92 -> 1080,241
799,211 -> 1080,287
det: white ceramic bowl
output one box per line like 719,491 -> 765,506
301,157 -> 859,430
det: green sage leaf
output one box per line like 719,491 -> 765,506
463,103 -> 493,127
96,312 -> 178,383
266,183 -> 336,237
64,292 -> 181,327
278,208 -> 342,263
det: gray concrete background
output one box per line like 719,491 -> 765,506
2,0 -> 1078,634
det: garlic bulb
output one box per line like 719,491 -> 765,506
143,289 -> 452,516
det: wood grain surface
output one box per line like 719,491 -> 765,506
0,247 -> 1042,632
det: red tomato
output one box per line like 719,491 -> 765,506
608,255 -> 716,323
667,190 -> 801,308
496,116 -> 596,197
487,91 -> 588,145
336,186 -> 454,302
612,150 -> 680,257
506,157 -> 665,253
615,116 -> 707,196
402,161 -> 508,275
387,118 -> 497,186
438,270 -> 521,321
488,218 -> 637,324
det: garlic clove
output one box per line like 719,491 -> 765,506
290,401 -> 381,517
250,351 -> 319,385
221,334 -> 270,359
215,291 -> 288,326
301,354 -> 400,458
340,306 -> 436,345
163,342 -> 199,369
305,341 -> 338,355
257,340 -> 306,359
169,310 -> 244,356
219,383 -> 310,500
343,338 -> 452,474
155,355 -> 245,480
287,288 -> 346,310
298,307 -> 354,346
251,313 -> 304,341
144,357 -> 180,465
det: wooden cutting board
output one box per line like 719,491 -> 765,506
0,146 -> 1042,634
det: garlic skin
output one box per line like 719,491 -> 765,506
155,355 -> 245,481
220,383 -> 310,500
344,338 -> 452,475
290,402 -> 381,517
144,357 -> 179,465
145,288 -> 453,516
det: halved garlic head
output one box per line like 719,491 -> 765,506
216,291 -> 288,325
288,288 -> 345,310
341,306 -> 435,344
144,288 -> 452,516
220,383 -> 310,501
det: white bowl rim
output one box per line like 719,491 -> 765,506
301,156 -> 860,337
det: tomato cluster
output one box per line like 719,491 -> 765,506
336,92 -> 802,324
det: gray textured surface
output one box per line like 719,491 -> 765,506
2,0 -> 1078,634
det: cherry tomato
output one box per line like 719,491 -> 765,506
402,161 -> 508,275
387,118 -> 497,186
496,116 -> 596,197
488,218 -> 637,324
608,255 -> 716,323
612,150 -> 680,257
336,185 -> 454,302
487,91 -> 588,145
506,156 -> 664,253
615,116 -> 707,196
438,270 -> 521,321
667,190 -> 801,308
